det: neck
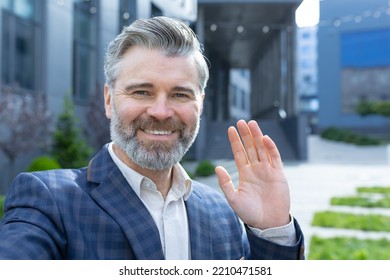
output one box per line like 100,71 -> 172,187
112,143 -> 173,198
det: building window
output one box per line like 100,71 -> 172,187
119,0 -> 136,31
241,89 -> 246,111
151,3 -> 162,17
73,0 -> 98,102
1,0 -> 42,92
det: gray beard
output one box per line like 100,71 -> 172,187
110,106 -> 199,171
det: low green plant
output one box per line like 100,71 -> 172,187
357,186 -> 390,194
0,195 -> 5,218
331,195 -> 390,208
308,236 -> 390,260
195,160 -> 216,177
330,186 -> 390,208
320,127 -> 381,146
356,100 -> 390,117
311,211 -> 390,232
27,156 -> 61,172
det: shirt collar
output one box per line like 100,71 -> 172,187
108,142 -> 193,200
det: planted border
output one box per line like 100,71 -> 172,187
331,186 -> 390,208
312,211 -> 390,232
309,236 -> 390,260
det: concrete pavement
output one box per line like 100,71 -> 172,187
187,135 -> 390,257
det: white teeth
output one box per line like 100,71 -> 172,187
144,130 -> 173,135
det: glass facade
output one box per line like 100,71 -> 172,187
72,0 -> 98,102
1,0 -> 42,92
119,0 -> 136,31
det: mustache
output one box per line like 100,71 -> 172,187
132,116 -> 186,133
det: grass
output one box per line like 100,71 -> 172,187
330,186 -> 390,208
308,236 -> 390,260
311,211 -> 390,232
331,196 -> 390,208
357,186 -> 390,194
310,185 -> 390,259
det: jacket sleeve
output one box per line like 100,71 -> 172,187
246,218 -> 305,260
0,172 -> 66,259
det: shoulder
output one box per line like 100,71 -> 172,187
15,168 -> 86,187
8,168 -> 89,200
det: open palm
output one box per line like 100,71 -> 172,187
215,120 -> 291,229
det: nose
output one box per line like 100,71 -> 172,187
146,95 -> 174,120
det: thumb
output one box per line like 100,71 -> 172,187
215,166 -> 236,202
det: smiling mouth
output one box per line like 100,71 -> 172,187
143,129 -> 176,135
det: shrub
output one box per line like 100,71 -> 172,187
320,127 -> 381,146
195,160 -> 216,177
51,95 -> 93,168
356,100 -> 390,117
27,156 -> 61,172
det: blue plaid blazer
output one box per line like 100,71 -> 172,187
0,145 -> 304,260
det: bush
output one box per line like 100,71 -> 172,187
356,100 -> 390,117
195,160 -> 216,177
27,156 -> 61,172
51,95 -> 93,168
320,127 -> 381,146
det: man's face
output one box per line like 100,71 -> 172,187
104,47 -> 204,171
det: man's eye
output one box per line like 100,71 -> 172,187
132,91 -> 150,97
173,93 -> 191,99
135,91 -> 147,95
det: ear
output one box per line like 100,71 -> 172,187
104,84 -> 112,119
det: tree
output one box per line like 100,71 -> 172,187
0,86 -> 52,177
51,95 -> 92,168
84,84 -> 110,150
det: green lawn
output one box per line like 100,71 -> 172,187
309,236 -> 390,260
312,211 -> 390,232
330,186 -> 390,208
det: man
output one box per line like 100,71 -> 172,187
0,17 -> 304,259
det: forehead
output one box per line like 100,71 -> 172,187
117,47 -> 199,85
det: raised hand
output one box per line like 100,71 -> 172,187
215,120 -> 291,230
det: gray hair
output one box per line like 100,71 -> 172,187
104,16 -> 209,92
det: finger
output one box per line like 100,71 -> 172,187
236,120 -> 259,163
227,126 -> 249,168
263,135 -> 283,168
247,120 -> 269,162
215,166 -> 236,202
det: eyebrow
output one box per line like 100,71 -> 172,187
124,83 -> 196,96
124,83 -> 154,92
172,86 -> 196,96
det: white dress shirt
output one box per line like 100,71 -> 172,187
108,142 -> 296,260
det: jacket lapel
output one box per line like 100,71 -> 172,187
185,183 -> 213,260
87,145 -> 164,260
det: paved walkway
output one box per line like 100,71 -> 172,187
187,135 -> 390,257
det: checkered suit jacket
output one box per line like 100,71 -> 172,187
0,144 -> 304,259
